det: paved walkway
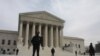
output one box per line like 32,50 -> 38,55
80,54 -> 100,56
0,54 -> 99,56
0,55 -> 99,56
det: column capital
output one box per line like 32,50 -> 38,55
38,23 -> 42,25
26,22 -> 30,24
20,21 -> 23,23
45,24 -> 48,26
60,26 -> 64,29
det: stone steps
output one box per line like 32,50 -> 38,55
17,45 -> 76,56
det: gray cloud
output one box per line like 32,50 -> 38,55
0,0 -> 100,46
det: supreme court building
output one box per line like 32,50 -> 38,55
18,11 -> 64,48
17,11 -> 66,56
17,11 -> 85,56
0,11 -> 85,56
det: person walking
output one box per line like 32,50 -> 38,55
51,48 -> 55,56
2,50 -> 6,54
84,52 -> 86,56
75,51 -> 77,56
31,31 -> 43,56
89,43 -> 95,56
16,48 -> 19,55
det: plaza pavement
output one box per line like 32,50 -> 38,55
0,53 -> 99,56
0,55 -> 100,56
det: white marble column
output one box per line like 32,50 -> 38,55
32,23 -> 35,37
25,22 -> 29,46
58,28 -> 60,47
60,27 -> 63,47
44,24 -> 48,47
18,21 -> 23,44
29,23 -> 35,47
38,24 -> 41,36
56,26 -> 59,47
50,25 -> 53,47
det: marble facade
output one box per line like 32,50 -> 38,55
18,11 -> 64,48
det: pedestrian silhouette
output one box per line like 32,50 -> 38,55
51,48 -> 55,56
16,48 -> 19,55
31,31 -> 43,56
84,52 -> 85,56
62,47 -> 64,51
2,50 -> 6,54
89,43 -> 95,56
75,51 -> 77,56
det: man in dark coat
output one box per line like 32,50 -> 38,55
2,50 -> 6,54
16,48 -> 19,55
89,43 -> 95,56
51,48 -> 55,56
75,51 -> 77,56
31,31 -> 43,56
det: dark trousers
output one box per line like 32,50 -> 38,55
52,53 -> 54,56
33,46 -> 40,56
16,52 -> 18,55
89,53 -> 95,56
75,54 -> 77,56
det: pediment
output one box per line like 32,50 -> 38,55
20,11 -> 65,23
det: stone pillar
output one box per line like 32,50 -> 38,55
55,26 -> 59,47
18,21 -> 23,44
25,22 -> 29,46
58,27 -> 60,47
32,23 -> 35,37
44,24 -> 48,47
38,24 -> 41,36
29,23 -> 35,47
50,25 -> 53,47
60,27 -> 63,47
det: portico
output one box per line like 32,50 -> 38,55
18,11 -> 65,48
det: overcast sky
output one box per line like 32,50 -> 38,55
0,0 -> 100,46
